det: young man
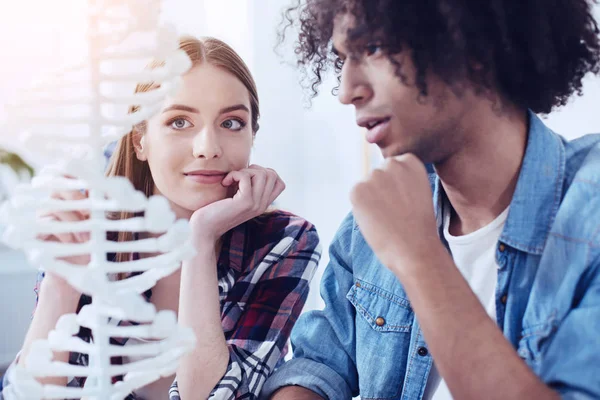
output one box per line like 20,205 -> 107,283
261,1 -> 600,399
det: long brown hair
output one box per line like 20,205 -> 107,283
106,36 -> 259,263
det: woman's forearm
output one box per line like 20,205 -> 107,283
18,273 -> 81,386
176,246 -> 230,399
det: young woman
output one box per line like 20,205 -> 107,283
2,36 -> 321,400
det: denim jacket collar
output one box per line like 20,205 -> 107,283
431,110 -> 565,255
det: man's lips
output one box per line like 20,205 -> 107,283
357,116 -> 392,144
356,116 -> 391,130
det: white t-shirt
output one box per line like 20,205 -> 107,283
422,204 -> 509,400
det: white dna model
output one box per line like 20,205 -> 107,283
0,0 -> 196,398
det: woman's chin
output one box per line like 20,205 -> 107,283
160,187 -> 229,218
178,195 -> 227,212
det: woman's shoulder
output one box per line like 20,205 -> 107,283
247,209 -> 318,245
222,210 -> 320,274
229,210 -> 320,268
228,210 -> 321,277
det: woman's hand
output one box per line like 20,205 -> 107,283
38,188 -> 91,268
16,187 -> 88,382
189,165 -> 285,246
177,166 -> 284,400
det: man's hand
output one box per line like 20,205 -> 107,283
270,386 -> 325,400
350,154 -> 444,275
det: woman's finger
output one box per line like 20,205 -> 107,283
268,177 -> 286,206
50,190 -> 90,220
247,165 -> 278,206
250,170 -> 268,207
248,166 -> 283,209
222,169 -> 256,187
261,170 -> 278,209
36,215 -> 74,243
51,188 -> 87,202
223,171 -> 254,202
38,211 -> 89,243
36,232 -> 60,242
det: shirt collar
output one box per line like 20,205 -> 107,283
431,110 -> 565,255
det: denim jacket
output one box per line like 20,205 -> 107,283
262,112 -> 600,400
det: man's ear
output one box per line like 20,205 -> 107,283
132,131 -> 147,161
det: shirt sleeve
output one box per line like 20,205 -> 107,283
169,221 -> 321,400
32,269 -> 44,314
260,214 -> 360,400
538,253 -> 600,399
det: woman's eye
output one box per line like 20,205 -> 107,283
221,119 -> 246,131
169,118 -> 192,130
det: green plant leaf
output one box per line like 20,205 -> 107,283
0,149 -> 34,177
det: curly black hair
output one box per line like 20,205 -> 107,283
280,0 -> 600,113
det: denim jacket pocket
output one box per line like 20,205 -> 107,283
346,279 -> 414,399
347,279 -> 413,332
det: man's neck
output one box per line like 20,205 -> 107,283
435,106 -> 528,236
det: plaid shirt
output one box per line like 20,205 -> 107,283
3,210 -> 321,400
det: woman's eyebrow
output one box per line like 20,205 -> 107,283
219,104 -> 249,114
162,104 -> 200,114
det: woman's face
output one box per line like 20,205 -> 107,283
136,63 -> 254,219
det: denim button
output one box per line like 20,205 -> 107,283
518,347 -> 529,359
417,347 -> 428,357
497,256 -> 506,269
375,317 -> 385,326
499,243 -> 506,252
501,295 -> 508,305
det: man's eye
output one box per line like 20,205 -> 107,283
365,43 -> 382,56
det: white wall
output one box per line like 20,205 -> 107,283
543,74 -> 600,138
0,245 -> 35,368
542,5 -> 600,138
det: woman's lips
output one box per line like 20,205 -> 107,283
183,171 -> 227,184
